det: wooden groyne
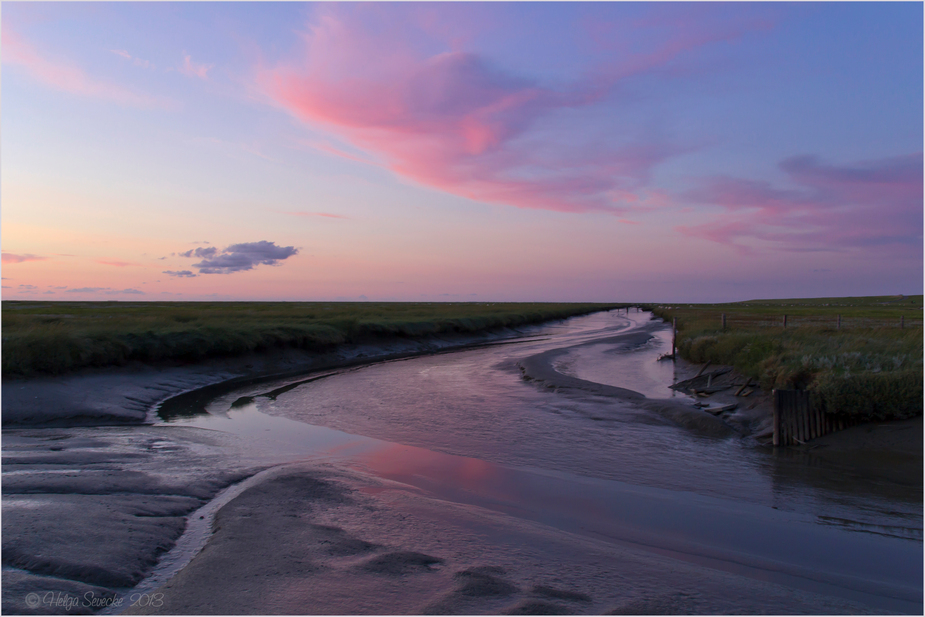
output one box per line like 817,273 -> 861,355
772,389 -> 859,446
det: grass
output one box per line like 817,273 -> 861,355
1,301 -> 623,377
649,295 -> 924,421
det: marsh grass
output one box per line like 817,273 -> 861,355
2,301 -> 621,376
650,296 -> 924,420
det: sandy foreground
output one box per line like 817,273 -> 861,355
3,330 -> 538,615
2,322 -> 921,615
124,463 -> 881,616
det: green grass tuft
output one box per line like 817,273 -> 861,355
650,296 -> 923,421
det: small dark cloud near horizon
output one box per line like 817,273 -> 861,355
64,287 -> 145,295
163,270 -> 198,278
2,253 -> 47,264
179,241 -> 298,274
18,284 -> 38,290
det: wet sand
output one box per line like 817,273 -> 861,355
2,328 -> 546,615
2,426 -> 259,615
126,463 -> 882,616
3,312 -> 921,614
2,328 -> 539,428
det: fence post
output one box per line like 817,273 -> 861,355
721,313 -> 726,331
772,390 -> 780,446
783,314 -> 788,328
672,317 -> 677,356
901,315 -> 904,329
837,314 -> 841,330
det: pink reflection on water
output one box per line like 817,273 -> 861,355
357,442 -> 501,496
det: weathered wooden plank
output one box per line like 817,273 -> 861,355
799,392 -> 807,440
773,390 -> 781,446
808,395 -> 817,440
786,393 -> 796,445
800,393 -> 808,443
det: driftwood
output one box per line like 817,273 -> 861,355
694,361 -> 712,378
693,401 -> 738,415
697,385 -> 732,394
705,402 -> 738,415
734,380 -> 753,396
670,367 -> 732,394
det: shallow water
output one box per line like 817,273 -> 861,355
163,310 -> 923,613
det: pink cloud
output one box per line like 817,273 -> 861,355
96,259 -> 141,267
180,53 -> 213,79
1,252 -> 47,264
255,6 -> 738,214
2,26 -> 169,108
678,153 -> 924,254
111,49 -> 154,70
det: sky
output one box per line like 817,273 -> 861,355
1,1 -> 922,303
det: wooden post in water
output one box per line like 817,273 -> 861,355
809,396 -> 817,440
671,317 -> 677,357
801,394 -> 810,442
772,390 -> 780,446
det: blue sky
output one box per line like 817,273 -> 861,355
2,2 -> 922,302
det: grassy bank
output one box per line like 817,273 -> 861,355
649,296 -> 923,421
2,301 -> 622,377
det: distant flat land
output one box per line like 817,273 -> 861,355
1,301 -> 622,376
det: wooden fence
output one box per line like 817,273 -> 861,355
772,389 -> 859,446
719,314 -> 920,330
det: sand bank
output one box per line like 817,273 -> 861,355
2,328 -> 541,428
2,425 -> 261,614
127,463 -> 885,615
516,325 -> 737,439
518,329 -> 921,487
2,327 -> 559,614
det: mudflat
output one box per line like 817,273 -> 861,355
126,463 -> 879,616
4,310 -> 920,615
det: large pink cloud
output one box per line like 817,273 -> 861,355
678,153 -> 924,254
2,25 -> 170,108
256,6 -> 762,214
